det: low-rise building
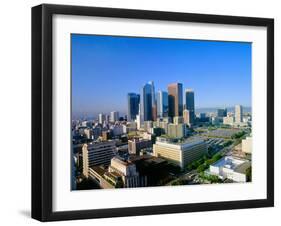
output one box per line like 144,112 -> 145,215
208,156 -> 250,182
242,137 -> 252,154
108,157 -> 144,188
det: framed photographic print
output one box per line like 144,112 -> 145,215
32,4 -> 274,221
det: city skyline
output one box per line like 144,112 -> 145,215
72,34 -> 252,117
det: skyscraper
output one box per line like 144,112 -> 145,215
185,89 -> 195,124
157,90 -> 168,118
140,82 -> 153,121
98,113 -> 105,124
148,81 -> 157,121
110,111 -> 119,123
235,105 -> 243,123
127,93 -> 140,121
168,83 -> 183,118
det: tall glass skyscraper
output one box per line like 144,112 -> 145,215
185,89 -> 195,124
148,81 -> 157,121
127,93 -> 140,121
157,91 -> 168,118
168,83 -> 183,117
140,82 -> 153,121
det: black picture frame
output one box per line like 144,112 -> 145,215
32,3 -> 274,222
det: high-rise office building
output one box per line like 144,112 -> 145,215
157,91 -> 168,118
110,111 -> 119,123
168,83 -> 183,118
127,93 -> 140,121
217,108 -> 227,117
98,113 -> 105,124
140,82 -> 153,121
235,105 -> 243,123
148,81 -> 157,121
185,89 -> 195,124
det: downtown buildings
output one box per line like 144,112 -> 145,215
129,81 -> 196,129
73,79 -> 251,190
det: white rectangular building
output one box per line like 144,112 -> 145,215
209,156 -> 250,182
153,138 -> 207,168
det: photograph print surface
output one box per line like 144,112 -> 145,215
71,34 -> 252,191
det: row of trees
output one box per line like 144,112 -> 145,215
186,153 -> 222,173
231,131 -> 246,139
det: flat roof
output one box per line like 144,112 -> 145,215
212,156 -> 249,171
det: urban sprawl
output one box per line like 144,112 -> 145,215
72,81 -> 252,190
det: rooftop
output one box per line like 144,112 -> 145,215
156,137 -> 206,149
212,156 -> 250,172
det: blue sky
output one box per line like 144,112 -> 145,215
72,34 -> 251,117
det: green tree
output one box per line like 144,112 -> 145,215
197,164 -> 207,173
212,153 -> 222,162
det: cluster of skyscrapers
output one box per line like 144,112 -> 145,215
127,81 -> 195,127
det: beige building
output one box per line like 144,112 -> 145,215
82,140 -> 116,178
108,157 -> 142,188
153,138 -> 207,168
235,105 -> 243,123
167,123 -> 185,138
223,116 -> 234,126
173,116 -> 184,125
242,136 -> 252,154
183,109 -> 191,126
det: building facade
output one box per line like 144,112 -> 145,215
167,123 -> 185,138
127,93 -> 140,121
82,140 -> 116,177
98,113 -> 105,124
185,89 -> 195,124
140,82 -> 153,121
110,111 -> 119,123
235,105 -> 243,123
153,138 -> 207,168
168,83 -> 183,118
242,136 -> 252,154
209,156 -> 250,182
157,90 -> 168,118
128,138 -> 152,155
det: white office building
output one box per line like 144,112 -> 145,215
82,141 -> 116,178
208,156 -> 250,182
110,111 -> 119,123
